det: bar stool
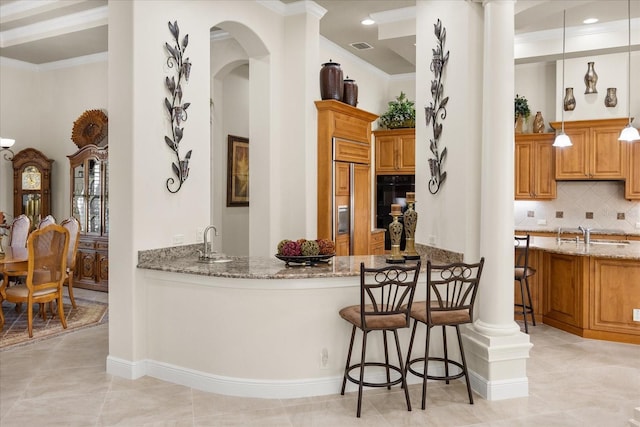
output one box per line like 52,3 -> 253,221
515,235 -> 536,333
405,258 -> 484,410
339,262 -> 421,418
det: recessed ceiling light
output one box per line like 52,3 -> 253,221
361,18 -> 375,26
583,18 -> 598,24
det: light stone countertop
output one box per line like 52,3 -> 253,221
137,243 -> 462,280
527,236 -> 640,260
516,227 -> 640,237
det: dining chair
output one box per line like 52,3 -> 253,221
61,217 -> 81,308
8,214 -> 30,248
339,261 -> 421,417
1,224 -> 70,337
37,215 -> 56,229
515,235 -> 536,333
4,215 -> 56,297
405,258 -> 484,410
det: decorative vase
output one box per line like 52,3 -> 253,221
342,76 -> 358,106
319,60 -> 343,101
402,194 -> 420,260
564,87 -> 576,111
584,62 -> 598,94
515,115 -> 525,133
532,111 -> 545,133
386,205 -> 405,264
605,88 -> 618,107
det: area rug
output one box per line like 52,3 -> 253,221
0,297 -> 108,351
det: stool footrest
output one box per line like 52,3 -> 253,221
407,356 -> 466,381
344,362 -> 405,388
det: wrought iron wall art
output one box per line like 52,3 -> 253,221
425,19 -> 449,195
164,21 -> 192,193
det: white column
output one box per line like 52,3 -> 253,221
462,0 -> 533,401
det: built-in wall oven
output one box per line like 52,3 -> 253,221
376,174 -> 415,250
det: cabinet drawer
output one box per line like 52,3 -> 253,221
78,240 -> 95,250
96,242 -> 108,250
334,138 -> 370,164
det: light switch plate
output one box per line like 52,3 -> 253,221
633,309 -> 640,322
537,219 -> 547,225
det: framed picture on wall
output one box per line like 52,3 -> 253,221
227,135 -> 249,207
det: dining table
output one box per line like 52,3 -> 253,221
0,247 -> 28,328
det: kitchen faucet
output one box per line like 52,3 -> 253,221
556,226 -> 563,243
578,225 -> 591,245
199,225 -> 218,260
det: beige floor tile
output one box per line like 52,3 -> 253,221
1,289 -> 639,426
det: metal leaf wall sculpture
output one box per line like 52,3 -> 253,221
164,20 -> 193,193
425,19 -> 449,195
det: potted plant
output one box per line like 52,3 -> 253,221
514,94 -> 530,133
379,92 -> 416,129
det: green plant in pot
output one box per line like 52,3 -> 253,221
514,94 -> 530,133
379,91 -> 416,129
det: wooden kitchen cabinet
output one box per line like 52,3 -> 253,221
369,229 -> 385,255
589,258 -> 640,342
625,140 -> 640,200
542,252 -> 589,334
373,128 -> 415,175
514,133 -> 556,200
551,118 -> 628,180
316,100 -> 378,256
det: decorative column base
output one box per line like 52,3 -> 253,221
461,323 -> 532,400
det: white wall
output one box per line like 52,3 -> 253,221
0,60 -> 40,218
0,56 -> 107,223
221,65 -> 250,256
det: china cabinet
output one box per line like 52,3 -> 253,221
12,148 -> 54,225
373,128 -> 415,175
68,144 -> 108,292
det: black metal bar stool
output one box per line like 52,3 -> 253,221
405,258 -> 484,410
339,261 -> 421,417
515,235 -> 536,333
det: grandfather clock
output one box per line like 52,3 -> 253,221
12,148 -> 54,225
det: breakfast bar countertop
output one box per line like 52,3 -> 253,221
527,236 -> 640,260
136,243 -> 460,280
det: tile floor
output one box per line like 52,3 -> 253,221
1,288 -> 638,426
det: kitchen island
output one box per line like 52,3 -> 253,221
515,236 -> 640,344
133,244 -> 460,399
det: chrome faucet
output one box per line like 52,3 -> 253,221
578,225 -> 591,245
556,226 -> 563,243
199,225 -> 218,259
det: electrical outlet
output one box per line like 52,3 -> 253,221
633,309 -> 640,322
196,228 -> 204,242
320,348 -> 329,369
172,234 -> 184,245
537,219 -> 547,225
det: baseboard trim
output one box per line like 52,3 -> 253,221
469,370 -> 529,400
105,356 -> 464,399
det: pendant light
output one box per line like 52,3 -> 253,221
619,0 -> 640,141
554,9 -> 572,147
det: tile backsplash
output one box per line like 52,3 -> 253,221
514,181 -> 640,232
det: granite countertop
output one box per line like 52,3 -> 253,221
516,227 -> 640,237
137,243 -> 461,280
528,236 -> 640,260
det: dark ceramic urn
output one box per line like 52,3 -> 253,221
319,60 -> 343,101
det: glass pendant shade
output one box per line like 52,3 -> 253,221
553,131 -> 572,147
618,124 -> 640,141
0,138 -> 15,148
